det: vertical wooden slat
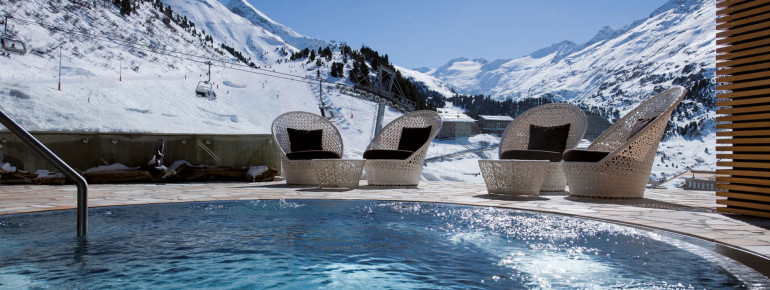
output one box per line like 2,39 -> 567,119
716,0 -> 770,218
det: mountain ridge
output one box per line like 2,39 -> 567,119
223,0 -> 329,51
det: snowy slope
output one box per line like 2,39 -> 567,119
161,0 -> 296,64
394,65 -> 455,99
0,0 -> 398,155
223,0 -> 329,51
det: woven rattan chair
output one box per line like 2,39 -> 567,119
482,103 -> 587,192
363,110 -> 442,186
271,111 -> 343,185
563,87 -> 686,198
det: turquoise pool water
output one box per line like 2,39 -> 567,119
0,200 -> 767,288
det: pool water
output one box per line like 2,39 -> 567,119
0,200 -> 767,288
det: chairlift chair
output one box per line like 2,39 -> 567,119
195,81 -> 216,99
1,38 -> 26,55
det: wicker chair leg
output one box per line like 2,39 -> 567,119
282,159 -> 318,185
478,160 -> 549,196
364,160 -> 422,186
563,163 -> 648,198
540,162 -> 567,192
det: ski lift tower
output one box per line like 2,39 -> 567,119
353,65 -> 416,113
351,65 -> 418,135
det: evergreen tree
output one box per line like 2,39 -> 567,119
120,0 -> 131,16
330,62 -> 344,78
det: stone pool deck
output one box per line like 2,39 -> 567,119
1,181 -> 769,259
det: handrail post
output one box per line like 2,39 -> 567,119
0,109 -> 88,238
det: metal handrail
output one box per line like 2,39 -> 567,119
0,108 -> 88,238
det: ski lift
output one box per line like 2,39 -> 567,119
194,61 -> 216,99
1,38 -> 26,55
2,15 -> 26,55
195,81 -> 216,99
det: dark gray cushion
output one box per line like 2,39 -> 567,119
627,117 -> 657,141
287,128 -> 323,152
363,149 -> 414,160
527,124 -> 571,154
286,150 -> 341,160
563,149 -> 610,162
501,149 -> 563,162
397,126 -> 432,152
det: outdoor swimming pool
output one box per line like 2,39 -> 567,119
1,200 -> 768,288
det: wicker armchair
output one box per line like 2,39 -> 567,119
271,111 -> 343,185
563,87 -> 686,198
364,110 -> 442,186
480,103 -> 587,193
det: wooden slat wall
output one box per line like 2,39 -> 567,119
716,0 -> 770,218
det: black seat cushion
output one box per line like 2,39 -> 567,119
527,124 -> 571,154
627,117 -> 657,141
285,150 -> 341,160
363,149 -> 414,160
562,149 -> 610,162
500,149 -> 563,162
397,126 -> 433,152
287,128 -> 323,152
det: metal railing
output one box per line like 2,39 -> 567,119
0,108 -> 88,238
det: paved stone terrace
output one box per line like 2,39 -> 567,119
1,181 -> 769,259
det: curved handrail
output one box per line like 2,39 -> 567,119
0,108 -> 88,238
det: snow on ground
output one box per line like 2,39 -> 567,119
651,133 -> 716,182
423,157 -> 486,184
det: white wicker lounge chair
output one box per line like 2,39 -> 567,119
480,103 -> 587,193
363,110 -> 442,186
563,87 -> 686,198
271,111 -> 343,185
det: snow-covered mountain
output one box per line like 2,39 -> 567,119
223,0 -> 329,51
0,0 -> 432,159
428,0 -> 716,178
430,0 -> 714,109
161,0 -> 297,64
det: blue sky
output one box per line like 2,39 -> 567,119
236,0 -> 668,69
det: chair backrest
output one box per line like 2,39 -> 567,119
498,103 -> 587,157
271,111 -> 343,156
366,110 -> 442,152
588,87 -> 686,152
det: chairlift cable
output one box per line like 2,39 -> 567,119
12,15 -> 331,83
9,15 -> 360,95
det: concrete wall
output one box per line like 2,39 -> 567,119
0,132 -> 281,172
684,178 -> 716,191
437,122 -> 473,139
479,120 -> 512,134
